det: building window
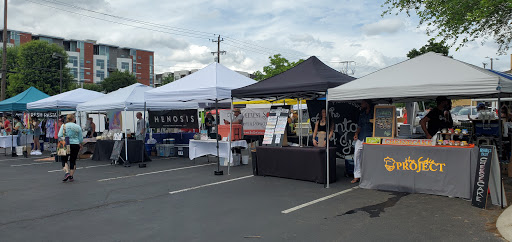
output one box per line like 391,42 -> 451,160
71,68 -> 78,79
96,70 -> 105,80
138,56 -> 141,59
138,66 -> 142,70
86,72 -> 91,75
86,60 -> 91,64
68,56 -> 78,67
96,59 -> 105,69
121,62 -> 129,70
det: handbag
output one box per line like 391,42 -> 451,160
57,124 -> 70,156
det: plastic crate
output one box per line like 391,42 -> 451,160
175,145 -> 189,157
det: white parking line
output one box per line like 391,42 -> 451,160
98,163 -> 216,182
11,161 -> 54,167
169,175 -> 254,195
0,157 -> 34,162
281,186 -> 359,214
48,164 -> 111,173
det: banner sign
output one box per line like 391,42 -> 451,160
307,100 -> 360,158
108,111 -> 122,130
471,145 -> 493,208
217,108 -> 269,135
149,109 -> 198,128
243,108 -> 270,135
360,144 -> 477,199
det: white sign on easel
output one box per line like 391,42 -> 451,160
113,133 -> 123,141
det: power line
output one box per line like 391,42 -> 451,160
25,0 -> 305,59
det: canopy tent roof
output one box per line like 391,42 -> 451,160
231,56 -> 356,100
327,52 -> 512,103
145,62 -> 257,103
27,88 -> 105,110
0,87 -> 50,112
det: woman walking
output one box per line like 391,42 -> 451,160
58,114 -> 83,182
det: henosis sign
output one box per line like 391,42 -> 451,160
149,110 -> 198,128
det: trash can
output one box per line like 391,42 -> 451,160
251,150 -> 258,175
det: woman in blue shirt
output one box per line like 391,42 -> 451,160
58,114 -> 83,182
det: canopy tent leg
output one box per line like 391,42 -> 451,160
142,102 -> 146,164
325,91 -> 330,188
214,99 -> 223,175
123,107 -> 129,165
498,94 -> 504,209
11,111 -> 15,157
228,98 -> 233,175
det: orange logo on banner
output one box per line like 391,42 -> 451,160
383,156 -> 446,173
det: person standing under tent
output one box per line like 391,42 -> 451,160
86,117 -> 96,138
59,114 -> 83,182
352,100 -> 374,184
224,108 -> 244,138
13,116 -> 23,135
205,112 -> 216,137
31,117 -> 42,155
312,109 -> 334,147
135,112 -> 145,141
420,96 -> 450,139
3,116 -> 12,135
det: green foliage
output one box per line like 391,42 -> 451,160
382,0 -> 512,54
0,46 -> 20,98
5,41 -> 73,97
101,70 -> 137,93
407,39 -> 450,59
81,83 -> 104,92
253,54 -> 304,81
162,74 -> 174,85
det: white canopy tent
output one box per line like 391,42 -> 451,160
27,88 -> 105,110
145,62 -> 257,175
327,52 -> 512,102
145,62 -> 256,103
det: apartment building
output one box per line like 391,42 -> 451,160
0,29 -> 155,86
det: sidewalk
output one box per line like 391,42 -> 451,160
498,205 -> 512,241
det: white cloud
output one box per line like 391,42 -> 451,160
361,19 -> 405,36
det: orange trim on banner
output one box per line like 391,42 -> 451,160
364,143 -> 475,149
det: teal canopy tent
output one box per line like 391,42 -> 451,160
0,87 -> 50,112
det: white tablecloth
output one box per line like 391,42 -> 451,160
0,135 -> 17,148
189,140 -> 248,163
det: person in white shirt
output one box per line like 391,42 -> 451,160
469,103 -> 496,123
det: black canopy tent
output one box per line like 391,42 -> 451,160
232,56 -> 356,187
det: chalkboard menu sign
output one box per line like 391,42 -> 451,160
373,105 -> 396,138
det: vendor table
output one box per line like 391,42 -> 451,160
80,138 -> 96,155
360,144 -> 478,199
0,135 -> 17,148
92,140 -> 150,163
256,146 -> 336,184
189,139 -> 248,162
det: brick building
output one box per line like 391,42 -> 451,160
0,29 -> 154,86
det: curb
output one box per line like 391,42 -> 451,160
497,205 -> 512,241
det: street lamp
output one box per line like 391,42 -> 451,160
52,52 -> 65,94
485,56 -> 499,70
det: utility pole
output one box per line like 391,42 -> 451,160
486,56 -> 499,70
211,35 -> 225,63
331,60 -> 356,75
1,0 -> 7,101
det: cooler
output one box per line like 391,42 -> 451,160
218,124 -> 242,141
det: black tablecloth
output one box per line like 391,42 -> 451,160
256,146 -> 336,184
360,144 -> 478,199
92,140 -> 151,163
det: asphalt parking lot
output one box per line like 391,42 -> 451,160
0,153 -> 505,241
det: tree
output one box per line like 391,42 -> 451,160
7,41 -> 73,97
407,39 -> 450,59
101,70 -> 137,93
382,0 -> 512,54
162,74 -> 174,85
253,54 -> 304,81
0,46 -> 20,98
81,83 -> 104,92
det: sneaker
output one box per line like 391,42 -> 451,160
62,173 -> 70,182
30,151 -> 36,155
35,150 -> 42,155
68,176 -> 74,182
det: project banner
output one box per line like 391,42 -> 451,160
149,109 -> 198,128
359,144 -> 478,199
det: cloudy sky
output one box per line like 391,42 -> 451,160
6,0 -> 512,77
